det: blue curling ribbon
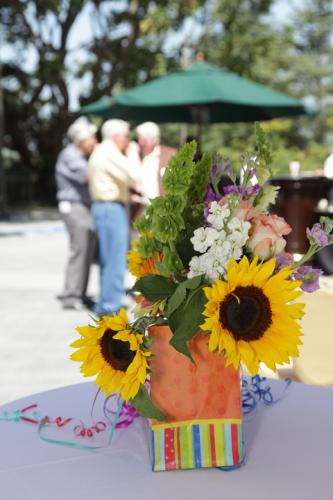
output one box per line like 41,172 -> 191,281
0,410 -> 25,422
218,376 -> 291,472
103,395 -> 124,445
242,375 -> 291,415
37,419 -> 105,450
0,408 -> 41,423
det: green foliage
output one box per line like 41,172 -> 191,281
135,142 -> 208,274
166,275 -> 203,317
169,286 -> 207,362
131,386 -> 167,421
132,275 -> 177,301
162,141 -> 196,195
254,123 -> 276,184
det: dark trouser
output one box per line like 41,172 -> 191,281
61,202 -> 96,301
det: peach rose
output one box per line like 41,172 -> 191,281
247,214 -> 291,260
234,200 -> 256,222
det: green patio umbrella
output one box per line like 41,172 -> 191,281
81,61 -> 313,124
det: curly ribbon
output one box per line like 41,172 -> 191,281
0,404 -> 43,424
102,395 -> 125,445
1,378 -> 290,457
217,376 -> 291,472
242,375 -> 292,415
104,394 -> 140,429
0,403 -> 109,450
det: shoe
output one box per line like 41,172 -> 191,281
62,299 -> 87,311
93,305 -> 120,316
82,296 -> 96,309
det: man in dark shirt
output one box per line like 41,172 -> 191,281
55,117 -> 97,310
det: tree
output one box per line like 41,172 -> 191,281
1,0 -> 89,199
288,0 -> 333,145
1,0 -> 204,202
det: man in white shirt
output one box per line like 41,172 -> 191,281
136,122 -> 176,201
88,119 -> 141,315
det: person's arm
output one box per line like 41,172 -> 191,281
102,142 -> 141,187
57,149 -> 88,185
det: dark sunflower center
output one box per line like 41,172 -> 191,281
100,329 -> 135,372
219,286 -> 272,341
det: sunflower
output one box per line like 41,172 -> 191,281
128,242 -> 163,279
70,308 -> 151,401
200,256 -> 305,375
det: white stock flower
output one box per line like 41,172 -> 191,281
201,249 -> 227,281
211,237 -> 231,256
187,256 -> 203,278
227,217 -> 243,231
190,227 -> 219,253
231,246 -> 243,260
227,219 -> 251,246
207,202 -> 230,230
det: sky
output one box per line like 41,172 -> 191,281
2,0 -> 301,111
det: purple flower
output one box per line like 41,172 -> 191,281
275,253 -> 294,272
249,167 -> 257,177
223,185 -> 239,195
204,205 -> 210,221
246,184 -> 261,197
306,223 -> 329,247
294,265 -> 323,293
204,184 -> 221,204
224,162 -> 232,176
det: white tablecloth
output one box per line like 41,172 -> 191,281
0,380 -> 332,500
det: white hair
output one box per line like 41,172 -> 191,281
136,122 -> 160,140
67,117 -> 97,145
101,119 -> 130,140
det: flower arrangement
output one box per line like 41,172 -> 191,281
71,124 -> 333,435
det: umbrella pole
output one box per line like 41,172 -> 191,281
197,121 -> 202,154
179,124 -> 188,146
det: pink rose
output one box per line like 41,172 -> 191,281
234,200 -> 256,222
247,214 -> 292,260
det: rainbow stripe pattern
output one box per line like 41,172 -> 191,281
151,419 -> 244,471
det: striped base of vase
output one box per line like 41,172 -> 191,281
151,419 -> 244,471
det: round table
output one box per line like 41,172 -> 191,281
0,380 -> 332,500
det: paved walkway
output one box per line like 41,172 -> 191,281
0,215 -> 134,405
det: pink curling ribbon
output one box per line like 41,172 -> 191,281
73,421 -> 107,438
104,394 -> 140,429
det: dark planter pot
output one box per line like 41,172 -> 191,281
271,175 -> 333,254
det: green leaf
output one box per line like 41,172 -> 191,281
132,275 -> 177,301
184,275 -> 203,290
131,385 -> 167,421
173,287 -> 207,342
168,286 -> 207,362
169,336 -> 195,364
175,235 -> 198,268
166,283 -> 187,317
166,275 -> 203,317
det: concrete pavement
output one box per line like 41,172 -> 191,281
0,215 -> 120,405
